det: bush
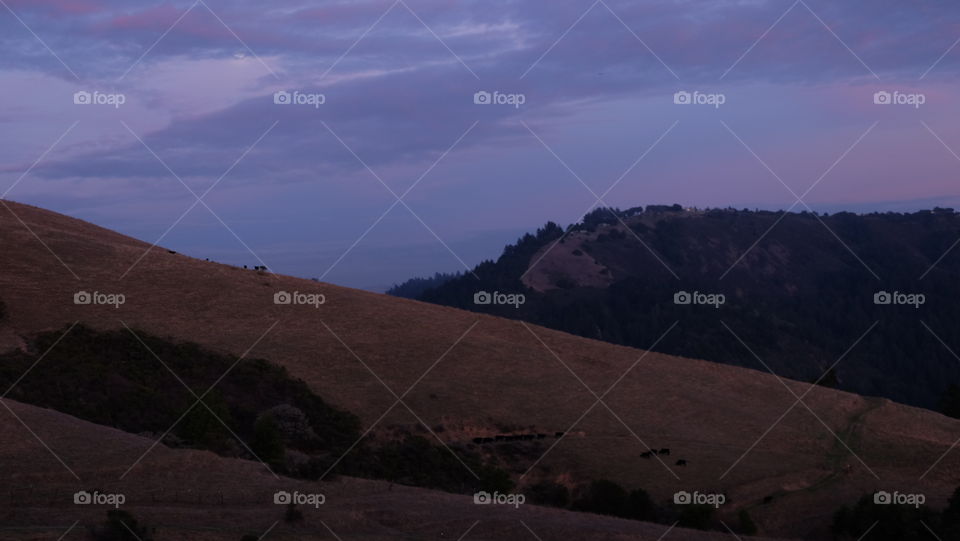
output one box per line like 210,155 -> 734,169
527,481 -> 569,508
738,509 -> 758,535
90,510 -> 153,541
284,503 -> 303,523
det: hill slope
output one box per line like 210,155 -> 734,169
2,200 -> 960,538
412,206 -> 960,409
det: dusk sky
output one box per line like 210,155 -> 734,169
3,0 -> 960,290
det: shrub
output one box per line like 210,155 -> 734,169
90,510 -> 153,541
284,503 -> 303,523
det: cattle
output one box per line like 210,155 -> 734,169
640,451 -> 653,459
659,448 -> 670,455
675,459 -> 687,466
555,431 -> 565,438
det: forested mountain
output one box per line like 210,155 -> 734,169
400,206 -> 960,409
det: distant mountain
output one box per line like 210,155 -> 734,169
402,205 -> 960,409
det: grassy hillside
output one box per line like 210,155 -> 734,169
2,200 -> 960,538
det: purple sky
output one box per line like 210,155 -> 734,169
3,0 -> 960,290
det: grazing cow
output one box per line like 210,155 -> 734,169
675,459 -> 687,466
472,437 -> 484,445
659,448 -> 670,455
640,451 -> 652,459
555,432 -> 564,438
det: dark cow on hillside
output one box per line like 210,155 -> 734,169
675,459 -> 687,466
555,432 -> 564,438
640,451 -> 653,459
659,448 -> 670,455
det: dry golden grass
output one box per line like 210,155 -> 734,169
1,199 -> 959,538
